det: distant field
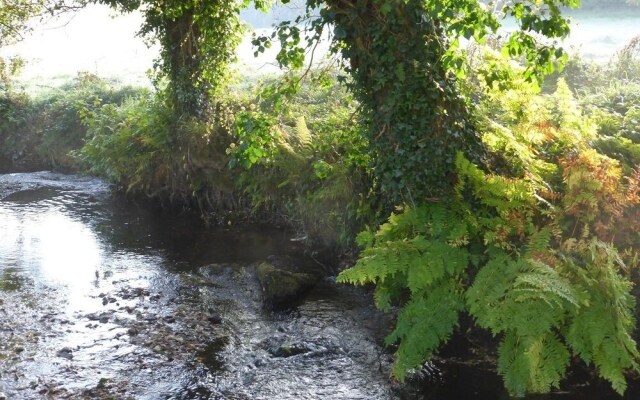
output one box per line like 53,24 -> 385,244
548,9 -> 640,61
0,4 -> 638,88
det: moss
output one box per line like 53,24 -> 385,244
255,261 -> 317,305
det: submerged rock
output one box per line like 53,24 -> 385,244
269,341 -> 320,358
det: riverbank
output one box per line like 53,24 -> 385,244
2,6 -> 640,395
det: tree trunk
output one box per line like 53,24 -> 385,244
162,7 -> 205,118
324,0 -> 483,203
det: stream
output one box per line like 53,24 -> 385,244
1,172 -> 639,399
0,171 -> 395,399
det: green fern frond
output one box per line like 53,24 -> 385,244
561,240 -> 639,394
386,281 -> 464,381
525,227 -> 553,256
374,283 -> 393,312
498,331 -> 530,398
513,260 -> 579,308
293,115 -> 313,152
498,331 -> 570,396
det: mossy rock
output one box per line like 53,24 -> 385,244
256,260 -> 319,306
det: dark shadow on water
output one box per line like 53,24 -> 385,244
1,187 -> 62,203
416,358 -> 640,400
2,171 -> 640,399
197,336 -> 229,373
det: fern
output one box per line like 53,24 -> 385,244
340,150 -> 639,397
498,331 -> 570,396
385,280 -> 464,381
293,116 -> 313,151
337,202 -> 472,376
562,240 -> 639,395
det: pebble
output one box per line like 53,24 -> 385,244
56,347 -> 73,360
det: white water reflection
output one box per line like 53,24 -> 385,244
0,205 -> 102,310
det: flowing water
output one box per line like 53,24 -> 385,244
0,172 -> 394,399
1,172 -> 639,400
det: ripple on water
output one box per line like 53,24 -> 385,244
0,171 -> 398,400
3,171 -> 636,400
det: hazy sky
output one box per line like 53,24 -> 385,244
0,4 -> 297,85
0,4 -> 639,86
0,6 -> 155,84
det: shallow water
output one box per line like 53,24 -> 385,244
0,172 -> 639,400
0,172 -> 396,399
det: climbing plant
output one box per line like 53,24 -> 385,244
257,0 -> 578,205
97,0 -> 269,117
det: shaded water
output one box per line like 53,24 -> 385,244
0,172 -> 639,399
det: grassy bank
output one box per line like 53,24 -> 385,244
0,70 -> 374,250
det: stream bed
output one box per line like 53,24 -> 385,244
1,172 -> 639,399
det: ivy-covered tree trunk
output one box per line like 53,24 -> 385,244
101,0 -> 246,119
323,0 -> 483,203
161,7 -> 205,118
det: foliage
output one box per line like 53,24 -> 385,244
571,40 -> 640,172
0,72 -> 140,171
0,1 -> 89,48
338,73 -> 640,396
97,0 -> 257,118
0,75 -> 35,169
226,75 -> 374,247
77,83 -> 253,217
3,0 -> 640,395
254,0 -> 579,208
77,91 -> 173,190
228,110 -> 278,169
0,0 -> 45,46
37,73 -> 142,169
0,56 -> 24,87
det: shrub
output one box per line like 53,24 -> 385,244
226,75 -> 374,247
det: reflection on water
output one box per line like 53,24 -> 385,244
0,189 -> 104,312
0,211 -> 102,298
0,172 -> 327,399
